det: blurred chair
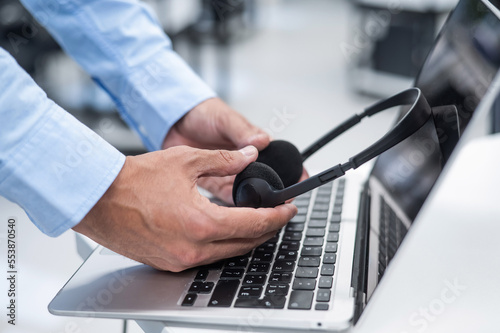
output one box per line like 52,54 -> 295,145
348,0 -> 458,97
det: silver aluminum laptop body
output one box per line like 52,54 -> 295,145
48,0 -> 500,331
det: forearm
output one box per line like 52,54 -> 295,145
0,48 -> 125,237
20,0 -> 216,151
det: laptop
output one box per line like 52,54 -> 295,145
48,0 -> 500,331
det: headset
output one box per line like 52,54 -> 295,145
232,87 -> 432,208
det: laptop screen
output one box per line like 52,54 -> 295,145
364,0 -> 500,301
371,0 -> 500,222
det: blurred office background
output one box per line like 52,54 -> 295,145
0,0 -> 456,332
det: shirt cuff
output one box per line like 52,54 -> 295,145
0,103 -> 125,237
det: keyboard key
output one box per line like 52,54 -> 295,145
188,281 -> 215,294
181,293 -> 197,306
313,203 -> 330,211
323,254 -> 337,264
252,251 -> 273,263
286,223 -> 305,232
308,220 -> 327,228
292,278 -> 316,290
311,211 -> 328,219
238,286 -> 263,298
331,215 -> 341,223
304,237 -> 324,247
280,241 -> 300,251
297,206 -> 308,215
316,290 -> 331,302
325,242 -> 338,253
306,228 -> 325,237
225,257 -> 249,268
269,272 -> 293,283
301,246 -> 322,257
267,233 -> 280,244
272,260 -> 295,272
315,303 -> 329,310
315,196 -> 331,203
327,233 -> 339,242
220,268 -> 245,279
318,182 -> 332,190
200,261 -> 224,270
283,232 -> 302,241
332,205 -> 342,214
298,257 -> 320,267
295,267 -> 319,278
289,215 -> 306,223
321,264 -> 335,276
234,296 -> 286,309
255,244 -> 276,254
293,199 -> 310,208
247,263 -> 270,274
288,290 -> 314,310
242,274 -> 266,286
318,276 -> 333,288
276,250 -> 298,261
208,280 -> 240,307
329,224 -> 340,232
194,269 -> 209,281
265,284 -> 289,296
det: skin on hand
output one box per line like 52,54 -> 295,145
163,97 -> 309,203
73,145 -> 297,272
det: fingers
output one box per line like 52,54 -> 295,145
201,231 -> 279,265
197,176 -> 235,204
217,109 -> 271,151
147,231 -> 279,272
192,146 -> 258,178
205,203 -> 297,241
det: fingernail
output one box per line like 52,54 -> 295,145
239,145 -> 257,157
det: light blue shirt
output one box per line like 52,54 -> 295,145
0,0 -> 215,236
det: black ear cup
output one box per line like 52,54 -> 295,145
232,162 -> 284,206
257,140 -> 303,187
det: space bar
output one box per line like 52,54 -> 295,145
234,296 -> 286,309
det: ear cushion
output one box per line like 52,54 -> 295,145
232,162 -> 284,205
257,140 -> 303,187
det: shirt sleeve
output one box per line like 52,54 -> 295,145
0,48 -> 126,237
20,0 -> 216,151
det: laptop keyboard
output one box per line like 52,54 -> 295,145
377,196 -> 408,280
181,179 -> 345,311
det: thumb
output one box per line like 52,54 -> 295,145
193,146 -> 258,178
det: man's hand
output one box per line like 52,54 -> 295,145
163,97 -> 270,151
73,145 -> 297,272
163,97 -> 308,203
